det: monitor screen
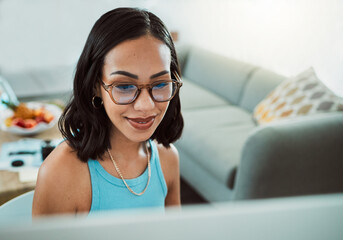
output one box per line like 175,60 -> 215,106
1,193 -> 343,240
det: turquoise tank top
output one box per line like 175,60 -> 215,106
87,139 -> 167,214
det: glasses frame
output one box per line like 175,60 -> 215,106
101,77 -> 183,105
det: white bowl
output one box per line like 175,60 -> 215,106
0,102 -> 62,136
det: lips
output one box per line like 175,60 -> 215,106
126,116 -> 155,130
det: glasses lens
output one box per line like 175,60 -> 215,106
112,84 -> 137,104
152,81 -> 176,102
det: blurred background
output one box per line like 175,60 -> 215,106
0,0 -> 342,96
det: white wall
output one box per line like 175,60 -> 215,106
0,0 -> 342,96
156,0 -> 343,97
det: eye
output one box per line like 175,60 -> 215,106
153,82 -> 169,89
115,84 -> 136,91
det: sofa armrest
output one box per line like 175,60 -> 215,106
234,113 -> 343,200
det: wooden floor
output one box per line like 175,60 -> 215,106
180,178 -> 208,205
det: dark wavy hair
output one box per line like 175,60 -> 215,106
59,8 -> 183,162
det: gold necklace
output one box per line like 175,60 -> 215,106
107,142 -> 151,196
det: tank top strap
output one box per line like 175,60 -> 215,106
87,159 -> 100,210
148,139 -> 168,197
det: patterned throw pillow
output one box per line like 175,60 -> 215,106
253,68 -> 343,124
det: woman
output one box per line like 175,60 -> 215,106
32,8 -> 183,216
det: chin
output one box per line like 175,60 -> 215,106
126,131 -> 155,143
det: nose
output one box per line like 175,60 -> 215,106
133,88 -> 155,111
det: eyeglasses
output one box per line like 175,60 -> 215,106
101,79 -> 183,105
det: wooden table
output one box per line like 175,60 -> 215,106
0,124 -> 62,205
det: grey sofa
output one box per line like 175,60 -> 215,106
175,45 -> 343,202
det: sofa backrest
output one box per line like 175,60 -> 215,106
180,46 -> 256,105
239,68 -> 286,112
179,46 -> 285,110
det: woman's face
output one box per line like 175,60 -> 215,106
100,35 -> 172,143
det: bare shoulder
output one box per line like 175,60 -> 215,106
37,141 -> 85,184
156,142 -> 179,168
39,141 -> 84,176
32,141 -> 89,216
155,142 -> 180,185
155,142 -> 181,206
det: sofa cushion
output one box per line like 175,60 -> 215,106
179,78 -> 229,110
253,68 -> 343,124
182,46 -> 256,105
177,148 -> 234,202
239,68 -> 286,113
177,105 -> 255,186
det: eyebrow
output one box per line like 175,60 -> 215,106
110,70 -> 170,80
110,71 -> 138,79
150,70 -> 170,79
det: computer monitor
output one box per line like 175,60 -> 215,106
1,193 -> 343,240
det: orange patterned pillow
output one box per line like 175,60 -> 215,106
253,68 -> 343,124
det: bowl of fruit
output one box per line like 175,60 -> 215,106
0,100 -> 62,136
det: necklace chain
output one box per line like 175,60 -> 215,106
107,142 -> 151,196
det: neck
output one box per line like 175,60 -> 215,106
107,133 -> 148,164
